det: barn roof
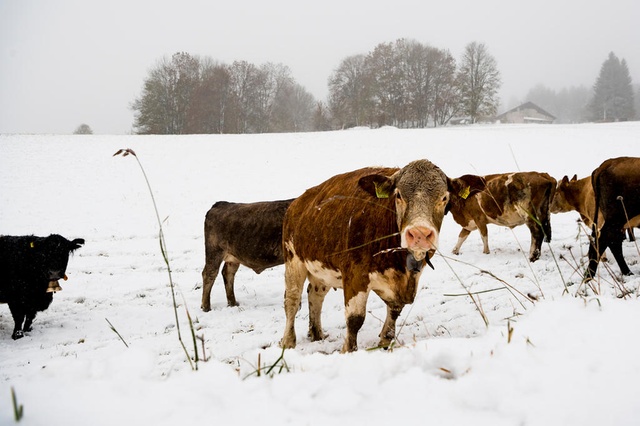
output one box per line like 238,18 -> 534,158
497,101 -> 556,121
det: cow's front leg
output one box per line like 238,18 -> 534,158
8,303 -> 26,340
307,277 -> 330,341
342,289 -> 369,353
378,304 -> 403,348
23,310 -> 37,332
526,218 -> 543,262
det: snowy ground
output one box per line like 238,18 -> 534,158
1,123 -> 639,425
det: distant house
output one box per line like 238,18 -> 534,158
496,102 -> 556,124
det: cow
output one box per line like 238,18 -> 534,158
279,160 -> 485,353
586,157 -> 640,278
201,199 -> 294,311
0,234 -> 84,340
551,174 -> 636,240
448,172 -> 557,262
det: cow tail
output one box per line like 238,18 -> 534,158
591,171 -> 601,248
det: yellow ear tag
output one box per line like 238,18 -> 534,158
30,242 -> 35,248
374,182 -> 390,199
459,186 -> 471,199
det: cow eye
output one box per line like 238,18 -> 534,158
395,190 -> 402,201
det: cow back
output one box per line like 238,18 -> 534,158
284,167 -> 405,275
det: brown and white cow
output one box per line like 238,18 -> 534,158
586,157 -> 640,278
201,199 -> 294,311
279,160 -> 485,353
448,172 -> 557,262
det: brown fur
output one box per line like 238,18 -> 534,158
201,199 -> 293,311
449,172 -> 557,262
587,157 -> 640,278
279,160 -> 484,352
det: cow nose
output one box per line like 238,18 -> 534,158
405,226 -> 436,250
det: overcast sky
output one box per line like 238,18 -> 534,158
1,0 -> 638,134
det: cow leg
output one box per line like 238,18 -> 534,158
8,303 -> 26,340
604,226 -> 632,276
378,304 -> 403,349
201,252 -> 224,312
477,222 -> 490,254
23,310 -> 37,332
452,228 -> 472,255
525,218 -> 544,262
221,261 -> 240,307
307,277 -> 330,341
281,257 -> 307,349
342,288 -> 369,353
586,227 -> 610,279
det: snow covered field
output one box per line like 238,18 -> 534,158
1,123 -> 639,425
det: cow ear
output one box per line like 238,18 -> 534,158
70,238 -> 85,251
449,174 -> 485,199
561,175 -> 569,184
359,174 -> 395,199
571,174 -> 577,181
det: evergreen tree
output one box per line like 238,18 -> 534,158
589,52 -> 635,121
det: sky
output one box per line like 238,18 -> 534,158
1,0 -> 639,134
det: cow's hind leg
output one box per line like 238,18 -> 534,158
201,251 -> 224,312
525,218 -> 544,262
307,276 -> 330,341
281,256 -> 307,349
221,261 -> 241,307
8,303 -> 26,340
452,228 -> 472,255
378,304 -> 403,349
603,225 -> 632,276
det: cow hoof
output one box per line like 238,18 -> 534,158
201,305 -> 211,312
12,330 -> 24,340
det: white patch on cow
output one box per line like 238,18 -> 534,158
345,290 -> 369,317
305,260 -> 343,289
368,270 -> 399,302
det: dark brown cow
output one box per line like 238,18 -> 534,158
279,160 -> 485,352
586,157 -> 640,278
449,172 -> 557,262
201,199 -> 293,311
551,174 -> 635,240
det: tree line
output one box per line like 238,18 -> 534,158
131,40 -> 502,134
129,44 -> 635,134
131,53 -> 317,134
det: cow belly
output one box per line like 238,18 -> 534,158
483,202 -> 527,228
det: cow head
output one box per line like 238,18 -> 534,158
30,234 -> 85,281
549,174 -> 577,214
359,160 -> 485,262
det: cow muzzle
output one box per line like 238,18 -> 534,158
403,225 -> 438,261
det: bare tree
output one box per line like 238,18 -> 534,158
132,52 -> 201,134
328,54 -> 371,128
457,42 -> 501,123
73,123 -> 93,134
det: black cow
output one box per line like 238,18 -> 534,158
201,199 -> 293,311
0,234 -> 84,339
586,157 -> 640,278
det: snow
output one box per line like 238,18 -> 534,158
1,123 -> 640,425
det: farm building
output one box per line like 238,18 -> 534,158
496,101 -> 556,124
